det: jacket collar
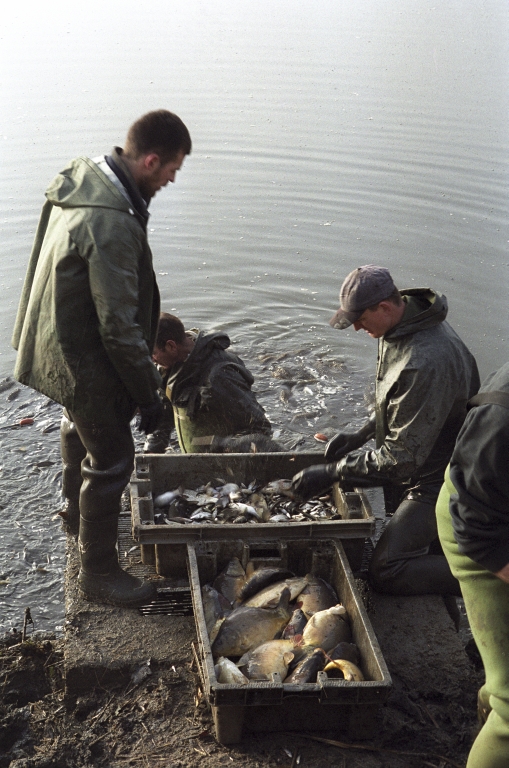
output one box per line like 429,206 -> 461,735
105,147 -> 150,225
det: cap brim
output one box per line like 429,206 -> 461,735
329,308 -> 362,330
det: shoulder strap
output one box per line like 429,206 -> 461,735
467,391 -> 509,410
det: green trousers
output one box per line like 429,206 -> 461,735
436,469 -> 509,768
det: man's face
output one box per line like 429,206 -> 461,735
152,340 -> 182,370
353,303 -> 395,338
139,150 -> 186,200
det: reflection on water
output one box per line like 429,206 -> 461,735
0,0 -> 508,632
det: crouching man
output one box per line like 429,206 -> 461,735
292,264 -> 479,596
146,313 -> 282,454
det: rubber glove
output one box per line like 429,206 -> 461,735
138,397 -> 164,435
291,463 -> 340,501
324,413 -> 376,461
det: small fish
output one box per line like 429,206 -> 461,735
212,558 -> 247,606
262,479 -> 295,498
230,502 -> 261,521
211,588 -> 292,658
285,647 -> 326,683
154,489 -> 181,507
248,493 -> 271,522
302,605 -> 349,651
215,656 -> 249,685
269,514 -> 291,523
238,639 -> 296,680
190,510 -> 213,521
324,659 -> 364,681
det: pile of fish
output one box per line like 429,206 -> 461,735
202,558 -> 365,685
152,479 -> 341,525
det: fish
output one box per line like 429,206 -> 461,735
237,639 -> 296,680
212,558 -> 247,606
262,479 -> 295,497
239,567 -> 295,602
153,489 -> 181,507
296,575 -> 339,619
248,493 -> 271,522
242,576 -> 309,609
215,657 -> 249,685
201,584 -> 230,635
282,608 -> 308,639
229,502 -> 261,521
284,647 -> 326,684
211,587 -> 292,657
324,659 -> 364,681
328,642 -> 359,665
301,605 -> 349,651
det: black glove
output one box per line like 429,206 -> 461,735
324,432 -> 360,462
138,397 -> 164,435
291,463 -> 340,501
324,413 -> 376,461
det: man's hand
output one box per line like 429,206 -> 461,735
324,432 -> 358,461
291,463 -> 340,501
138,398 -> 164,435
495,563 -> 509,584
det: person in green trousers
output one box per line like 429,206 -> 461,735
436,362 -> 509,768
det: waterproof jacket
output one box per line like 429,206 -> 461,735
11,152 -> 161,423
337,288 -> 480,488
448,363 -> 509,573
164,331 -> 272,453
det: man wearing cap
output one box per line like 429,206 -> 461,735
292,265 -> 479,596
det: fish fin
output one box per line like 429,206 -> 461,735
283,652 -> 295,664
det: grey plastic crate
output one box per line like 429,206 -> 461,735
130,453 -> 375,577
188,538 -> 392,744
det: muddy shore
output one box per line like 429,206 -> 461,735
1,568 -> 483,768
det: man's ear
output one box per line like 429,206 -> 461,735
165,339 -> 178,354
142,153 -> 161,172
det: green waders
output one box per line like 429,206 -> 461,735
436,468 -> 509,768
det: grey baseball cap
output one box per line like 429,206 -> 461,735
329,265 -> 396,329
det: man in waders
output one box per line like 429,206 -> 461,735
146,313 -> 281,454
11,110 -> 192,607
291,264 -> 479,596
436,363 -> 509,768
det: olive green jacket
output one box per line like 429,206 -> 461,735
164,331 -> 272,453
338,288 -> 480,488
11,155 -> 161,423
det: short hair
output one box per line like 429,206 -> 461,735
365,287 -> 403,313
124,110 -> 192,163
156,313 -> 186,348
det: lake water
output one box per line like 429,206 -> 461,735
0,0 -> 508,634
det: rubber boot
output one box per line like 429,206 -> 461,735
78,514 -> 156,607
70,411 -> 156,607
59,413 -> 86,536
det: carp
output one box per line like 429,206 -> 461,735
215,656 -> 249,685
282,608 -> 308,639
295,575 -> 338,618
239,567 -> 295,602
237,639 -> 298,680
324,659 -> 364,681
211,588 -> 292,658
328,641 -> 359,665
212,558 -> 246,606
302,604 -> 349,651
284,647 -> 326,684
242,576 -> 309,608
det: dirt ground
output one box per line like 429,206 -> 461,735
0,590 -> 484,768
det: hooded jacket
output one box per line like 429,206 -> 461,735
447,363 -> 509,572
164,331 -> 272,453
11,152 -> 161,423
337,288 -> 479,488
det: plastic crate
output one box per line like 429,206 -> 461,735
188,537 -> 392,744
130,453 -> 375,577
